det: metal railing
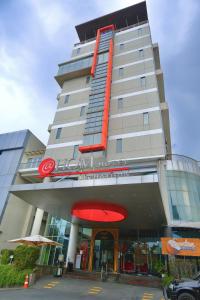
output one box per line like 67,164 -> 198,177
19,160 -> 42,170
165,154 -> 200,176
57,55 -> 92,77
74,20 -> 148,47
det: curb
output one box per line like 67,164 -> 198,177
0,287 -> 33,292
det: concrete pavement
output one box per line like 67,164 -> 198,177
0,276 -> 164,300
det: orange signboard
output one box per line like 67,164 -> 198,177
161,238 -> 200,256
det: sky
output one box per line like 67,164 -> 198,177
0,0 -> 200,160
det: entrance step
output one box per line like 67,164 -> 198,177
119,273 -> 161,288
63,270 -> 100,281
63,270 -> 161,288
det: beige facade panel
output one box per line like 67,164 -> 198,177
115,25 -> 150,44
71,42 -> 95,58
111,75 -> 157,97
106,133 -> 165,161
108,111 -> 162,136
53,107 -> 86,124
110,91 -> 159,114
45,146 -> 76,161
61,76 -> 90,94
57,89 -> 90,109
114,35 -> 151,56
113,47 -> 153,67
112,60 -> 154,81
48,125 -> 84,145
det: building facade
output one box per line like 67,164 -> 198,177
0,130 -> 46,250
10,2 -> 200,276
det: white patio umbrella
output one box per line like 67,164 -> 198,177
8,235 -> 62,247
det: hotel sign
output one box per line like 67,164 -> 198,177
161,238 -> 200,257
37,157 -> 129,178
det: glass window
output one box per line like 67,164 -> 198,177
119,43 -> 124,51
86,76 -> 90,84
119,68 -> 124,77
167,170 -> 200,222
140,76 -> 146,88
118,98 -> 123,109
76,48 -> 81,55
73,145 -> 79,159
56,128 -> 62,139
83,133 -> 101,146
116,139 -> 122,153
98,52 -> 109,64
139,49 -> 144,59
64,95 -> 69,104
80,106 -> 86,116
143,112 -> 149,125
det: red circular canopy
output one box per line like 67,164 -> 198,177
72,202 -> 127,222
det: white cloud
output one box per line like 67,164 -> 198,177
0,43 -> 53,143
29,0 -> 72,42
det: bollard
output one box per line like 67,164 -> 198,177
23,274 -> 29,288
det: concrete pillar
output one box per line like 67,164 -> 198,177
31,177 -> 50,236
66,221 -> 79,266
31,208 -> 44,235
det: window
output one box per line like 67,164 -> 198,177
83,133 -> 101,146
116,139 -> 122,153
56,128 -> 62,139
118,98 -> 123,109
73,145 -> 79,159
143,112 -> 149,125
76,48 -> 81,55
119,43 -> 124,51
119,67 -> 124,77
139,49 -> 144,59
64,95 -> 69,104
98,52 -> 109,64
80,106 -> 86,116
86,76 -> 90,84
140,76 -> 146,88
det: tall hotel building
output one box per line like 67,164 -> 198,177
11,2 -> 200,274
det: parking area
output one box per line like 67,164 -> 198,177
0,276 -> 164,300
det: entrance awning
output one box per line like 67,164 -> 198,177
10,174 -> 166,231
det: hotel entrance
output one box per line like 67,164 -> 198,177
88,228 -> 119,272
93,231 -> 114,271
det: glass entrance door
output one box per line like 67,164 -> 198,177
93,231 -> 114,271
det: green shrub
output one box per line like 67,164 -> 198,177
153,261 -> 166,275
0,249 -> 14,265
162,274 -> 174,287
0,265 -> 32,287
14,245 -> 40,270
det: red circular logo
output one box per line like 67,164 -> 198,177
38,158 -> 56,176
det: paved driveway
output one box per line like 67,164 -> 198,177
0,276 -> 164,300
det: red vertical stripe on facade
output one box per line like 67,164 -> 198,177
90,29 -> 100,77
79,25 -> 114,153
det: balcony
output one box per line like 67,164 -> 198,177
55,55 -> 93,86
19,160 -> 42,171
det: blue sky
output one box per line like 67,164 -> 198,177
0,0 -> 200,160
